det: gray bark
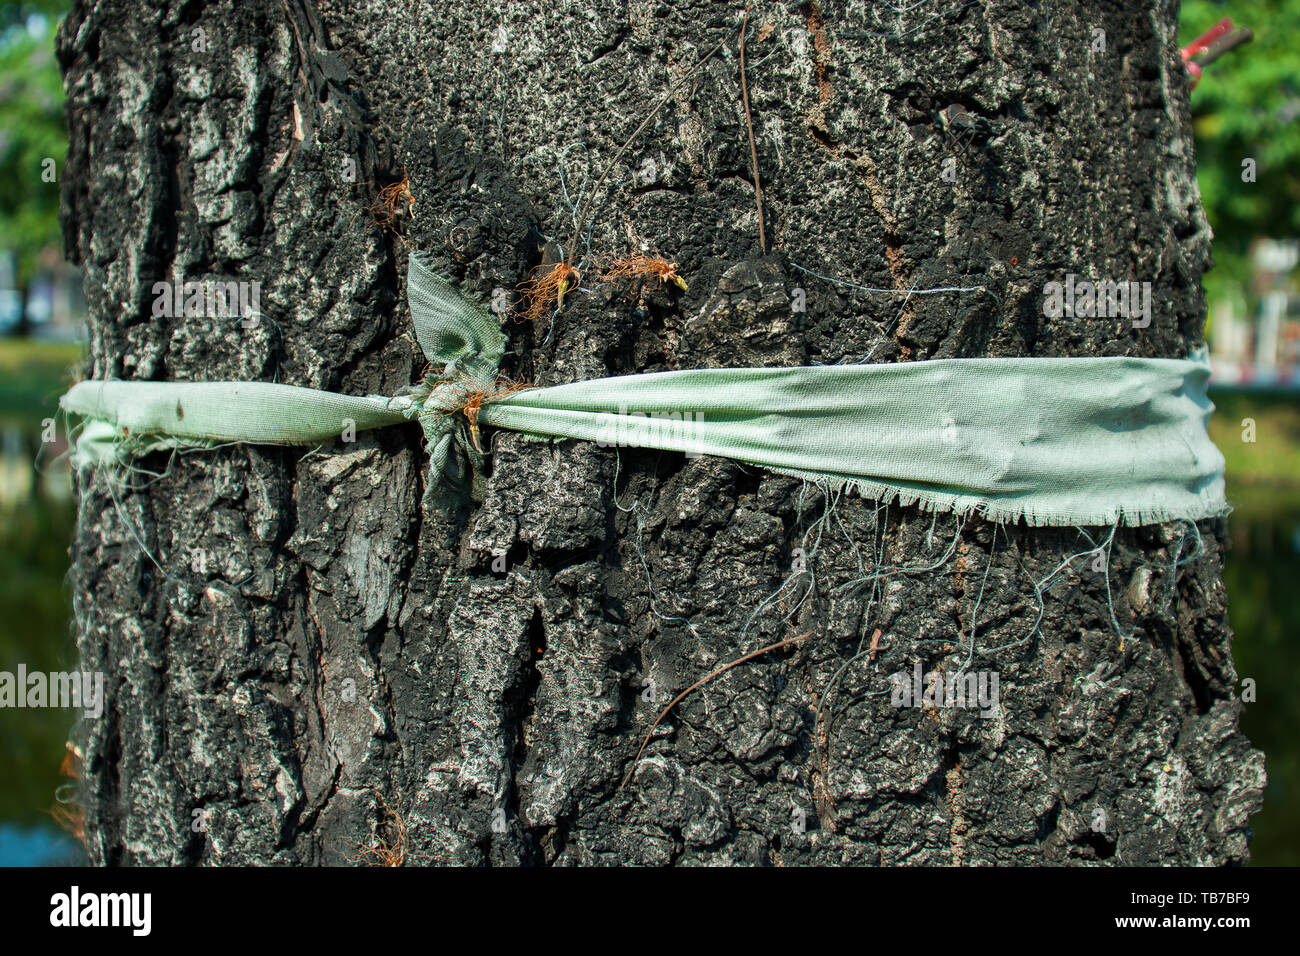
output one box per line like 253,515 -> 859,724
59,0 -> 1264,865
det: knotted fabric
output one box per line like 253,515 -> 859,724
61,253 -> 1228,527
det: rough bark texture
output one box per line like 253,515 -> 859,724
58,0 -> 1264,865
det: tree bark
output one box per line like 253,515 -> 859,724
58,0 -> 1264,865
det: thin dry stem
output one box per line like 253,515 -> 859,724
740,2 -> 766,252
620,630 -> 814,790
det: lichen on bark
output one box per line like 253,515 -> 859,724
57,0 -> 1262,865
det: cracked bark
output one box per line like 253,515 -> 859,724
59,0 -> 1263,865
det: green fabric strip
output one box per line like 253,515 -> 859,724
406,252 -> 505,383
59,253 -> 1229,528
480,358 -> 1225,527
62,380 -> 412,444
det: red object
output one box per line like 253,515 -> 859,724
1181,18 -> 1248,89
1182,18 -> 1234,61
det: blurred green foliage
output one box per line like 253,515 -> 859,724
0,0 -> 67,286
1182,2 -> 1300,868
1181,1 -> 1300,295
1210,389 -> 1300,489
0,337 -> 80,417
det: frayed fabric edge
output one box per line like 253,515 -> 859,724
64,417 -> 1230,529
62,413 -> 1230,531
758,463 -> 1231,528
497,436 -> 1230,528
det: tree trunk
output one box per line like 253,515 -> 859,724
58,0 -> 1264,865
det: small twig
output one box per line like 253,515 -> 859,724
620,630 -> 814,790
1197,27 -> 1252,68
740,1 -> 766,252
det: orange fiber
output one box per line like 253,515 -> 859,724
516,260 -> 581,325
430,372 -> 535,453
354,169 -> 414,233
603,253 -> 686,291
356,792 -> 409,867
48,742 -> 86,847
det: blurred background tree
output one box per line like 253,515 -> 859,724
1182,1 -> 1300,293
1183,0 -> 1300,865
0,0 -> 82,865
0,0 -> 67,333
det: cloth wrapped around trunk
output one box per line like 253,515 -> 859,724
61,253 -> 1227,527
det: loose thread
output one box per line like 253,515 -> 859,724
816,503 -> 896,766
788,259 -> 991,298
629,489 -> 701,638
862,283 -> 917,363
1099,519 -> 1133,651
1154,519 -> 1206,611
739,481 -> 841,641
955,523 -> 998,677
101,467 -> 170,579
817,510 -> 969,765
567,31 -> 732,258
556,142 -> 592,255
982,522 -> 1124,657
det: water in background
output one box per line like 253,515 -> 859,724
1210,388 -> 1300,865
0,339 -> 85,864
